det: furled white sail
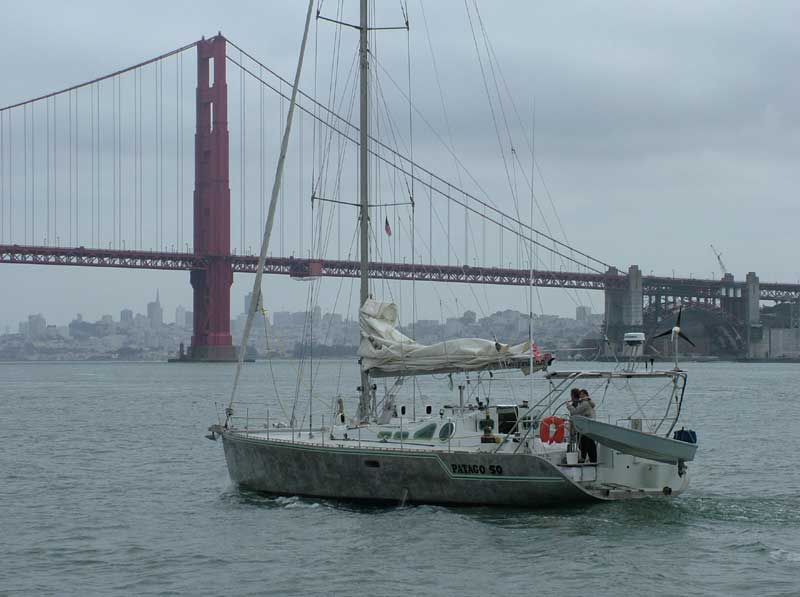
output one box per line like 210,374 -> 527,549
359,299 -> 547,377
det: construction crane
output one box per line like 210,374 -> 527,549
710,244 -> 728,276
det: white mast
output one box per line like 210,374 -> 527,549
357,0 -> 372,421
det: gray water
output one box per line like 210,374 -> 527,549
2,360 -> 799,596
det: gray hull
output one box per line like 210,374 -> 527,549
221,432 -> 597,507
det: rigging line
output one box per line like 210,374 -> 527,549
317,78 -> 359,261
300,99 -> 304,258
316,0 -> 341,196
473,6 -> 590,309
396,193 -> 485,323
311,1 -> 318,198
307,220 -> 357,398
240,51 -> 246,254
320,51 -> 359,212
478,15 -> 572,252
229,55 -> 581,268
291,275 -> 317,427
464,0 -> 519,224
473,1 -> 517,170
279,81 -> 284,256
228,0 -> 315,413
260,63 -> 264,232
320,44 -> 358,201
371,63 -> 413,197
394,199 -> 491,325
377,157 -> 604,273
228,52 -> 611,270
317,0 -> 347,199
368,56 -> 611,270
473,2 -> 532,281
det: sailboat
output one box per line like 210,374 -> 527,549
208,1 -> 699,506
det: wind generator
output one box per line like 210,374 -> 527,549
653,306 -> 696,370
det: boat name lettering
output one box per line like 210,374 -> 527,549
451,463 -> 503,475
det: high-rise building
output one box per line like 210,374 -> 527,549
184,311 -> 194,331
147,290 -> 163,329
120,309 -> 134,324
175,305 -> 186,328
576,305 -> 591,322
27,314 -> 47,339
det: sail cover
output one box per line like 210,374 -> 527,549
359,299 -> 547,377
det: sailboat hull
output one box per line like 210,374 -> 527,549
222,431 -> 602,507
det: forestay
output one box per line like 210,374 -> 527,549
359,299 -> 547,377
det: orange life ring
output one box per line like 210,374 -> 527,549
539,416 -> 566,444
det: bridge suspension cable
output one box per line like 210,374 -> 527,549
224,37 -> 614,274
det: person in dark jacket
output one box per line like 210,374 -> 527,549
567,389 -> 597,463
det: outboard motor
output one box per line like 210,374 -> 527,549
673,427 -> 698,444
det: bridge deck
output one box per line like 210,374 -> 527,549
1,244 -> 798,300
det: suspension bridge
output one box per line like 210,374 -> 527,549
1,34 -> 798,360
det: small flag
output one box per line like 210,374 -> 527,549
384,216 -> 392,237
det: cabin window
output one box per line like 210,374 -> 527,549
497,407 -> 519,434
393,431 -> 410,440
412,423 -> 437,440
377,431 -> 392,439
438,422 -> 455,441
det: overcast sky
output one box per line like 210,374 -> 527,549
1,1 -> 799,332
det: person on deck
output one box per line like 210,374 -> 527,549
565,388 -> 581,449
567,389 -> 597,463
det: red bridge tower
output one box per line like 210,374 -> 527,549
187,35 -> 236,361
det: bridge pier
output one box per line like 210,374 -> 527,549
604,265 -> 643,355
181,35 -> 238,362
745,271 -> 767,359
